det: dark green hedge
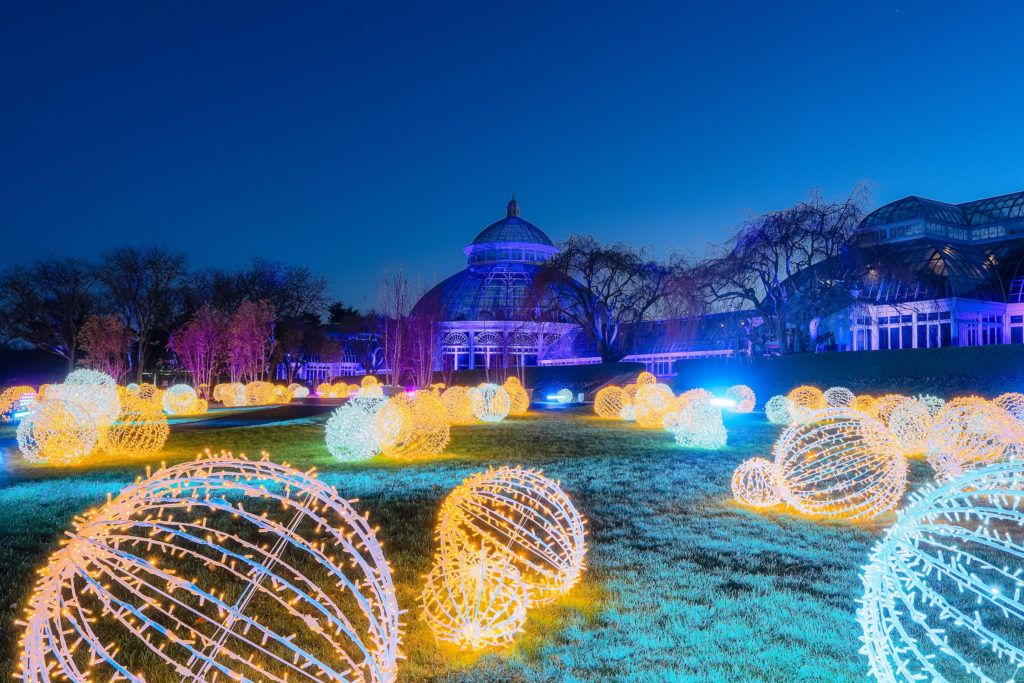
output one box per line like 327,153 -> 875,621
671,345 -> 1024,400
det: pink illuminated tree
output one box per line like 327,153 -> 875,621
79,314 -> 131,381
227,300 -> 276,382
170,304 -> 227,395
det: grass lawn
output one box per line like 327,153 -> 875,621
0,405 -> 934,682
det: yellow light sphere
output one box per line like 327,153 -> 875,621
376,392 -> 450,459
102,410 -> 170,459
0,386 -> 37,421
470,384 -> 511,422
926,399 -> 1024,482
850,394 -> 877,416
872,394 -> 909,424
773,408 -> 908,520
162,385 -> 200,415
594,386 -> 624,418
17,399 -> 98,465
440,386 -> 476,425
271,385 -> 292,404
731,457 -> 781,508
636,371 -> 656,386
621,383 -> 640,406
244,381 -> 275,406
824,386 -> 855,408
18,454 -> 401,682
725,384 -> 755,413
634,384 -> 675,428
361,375 -> 379,389
503,378 -> 530,416
786,385 -> 826,420
316,381 -> 333,397
420,543 -> 528,652
438,467 -> 587,606
994,392 -> 1024,421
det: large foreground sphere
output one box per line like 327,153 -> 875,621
17,399 -> 98,465
773,408 -> 907,520
19,455 -> 401,682
858,462 -> 1024,683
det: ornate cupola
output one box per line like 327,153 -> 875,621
463,198 -> 559,266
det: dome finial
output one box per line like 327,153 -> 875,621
507,195 -> 519,218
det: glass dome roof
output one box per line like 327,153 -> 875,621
469,198 -> 554,247
861,190 -> 1024,229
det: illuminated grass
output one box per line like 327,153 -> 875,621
0,407 -> 934,681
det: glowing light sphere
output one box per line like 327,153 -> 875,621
287,383 -> 309,398
470,384 -> 511,422
438,467 -> 587,606
16,399 -> 98,465
672,401 -> 727,449
786,385 -> 826,421
765,395 -> 793,425
994,391 -> 1024,421
724,384 -> 755,413
270,385 -> 292,404
634,384 -> 675,428
858,461 -> 1024,683
773,408 -> 907,520
824,386 -> 855,408
850,394 -> 877,415
162,384 -> 200,415
872,394 -> 909,424
325,398 -> 385,461
731,457 -> 781,508
19,454 -> 401,682
593,386 -> 624,418
358,383 -> 384,398
243,381 -> 275,406
885,398 -> 933,456
678,388 -> 713,406
361,375 -> 379,389
553,388 -> 573,403
218,382 -> 245,407
636,371 -> 656,386
420,543 -> 529,652
315,382 -> 332,397
621,383 -> 640,407
926,399 -> 1024,483
376,392 -> 450,459
102,410 -> 170,459
502,377 -> 530,416
441,386 -> 476,425
914,393 -> 945,417
55,369 -> 120,427
0,386 -> 37,421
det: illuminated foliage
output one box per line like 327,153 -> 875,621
634,384 -> 675,428
671,401 -> 727,449
725,384 -> 755,413
926,399 -> 1024,482
325,398 -> 385,461
440,386 -> 476,425
376,392 -> 450,459
731,457 -> 781,508
785,385 -> 826,420
16,399 -> 98,465
773,408 -> 907,520
858,462 -> 1024,683
884,398 -> 933,456
102,410 -> 170,459
823,386 -> 855,408
765,395 -> 793,425
593,386 -> 624,418
18,453 -> 401,682
470,384 -> 511,422
636,371 -> 656,386
994,391 -> 1024,421
914,393 -> 945,417
420,543 -> 528,651
0,386 -> 37,421
437,467 -> 587,606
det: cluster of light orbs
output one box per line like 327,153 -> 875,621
18,452 -> 401,682
470,384 -> 511,422
724,384 -> 755,413
593,381 -> 731,448
0,386 -> 38,421
420,467 -> 587,651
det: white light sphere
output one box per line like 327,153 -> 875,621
885,397 -> 933,456
56,369 -> 120,427
773,408 -> 907,520
914,393 -> 945,417
672,401 -> 727,449
724,384 -> 755,413
824,386 -> 855,408
162,384 -> 200,415
731,457 -> 781,508
17,399 -> 98,465
858,461 -> 1024,683
287,383 -> 310,398
325,397 -> 384,461
765,395 -> 793,425
470,384 -> 511,422
19,454 -> 401,682
926,399 -> 1024,483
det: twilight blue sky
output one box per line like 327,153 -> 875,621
3,1 -> 1024,309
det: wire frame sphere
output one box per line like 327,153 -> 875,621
325,398 -> 385,461
672,401 -> 727,449
162,385 -> 200,415
315,382 -> 332,397
914,393 -> 945,417
420,543 -> 529,652
503,379 -> 530,416
850,394 -> 877,416
54,370 -> 120,428
440,386 -> 476,425
885,398 -> 933,456
593,386 -> 624,418
270,385 -> 292,404
636,371 -> 657,386
823,386 -> 855,408
678,388 -> 713,406
731,457 -> 781,508
102,410 -> 170,459
358,384 -> 384,398
19,454 -> 401,682
765,395 -> 794,425
872,394 -> 909,424
634,384 -> 676,428
291,384 -> 310,398
17,399 -> 98,465
786,386 -> 826,421
361,375 -> 379,388
926,399 -> 1024,483
470,384 -> 511,422
438,467 -> 587,606
773,408 -> 907,520
994,391 -> 1024,421
0,386 -> 37,421
725,384 -> 755,413
243,381 -> 275,406
858,462 -> 1024,683
376,393 -> 450,459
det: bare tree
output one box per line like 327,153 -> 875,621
378,264 -> 410,385
227,300 -> 276,382
0,257 -> 94,371
79,315 -> 131,380
531,235 -> 673,362
702,185 -> 869,353
94,246 -> 187,381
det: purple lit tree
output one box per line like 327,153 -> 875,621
169,304 -> 227,395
